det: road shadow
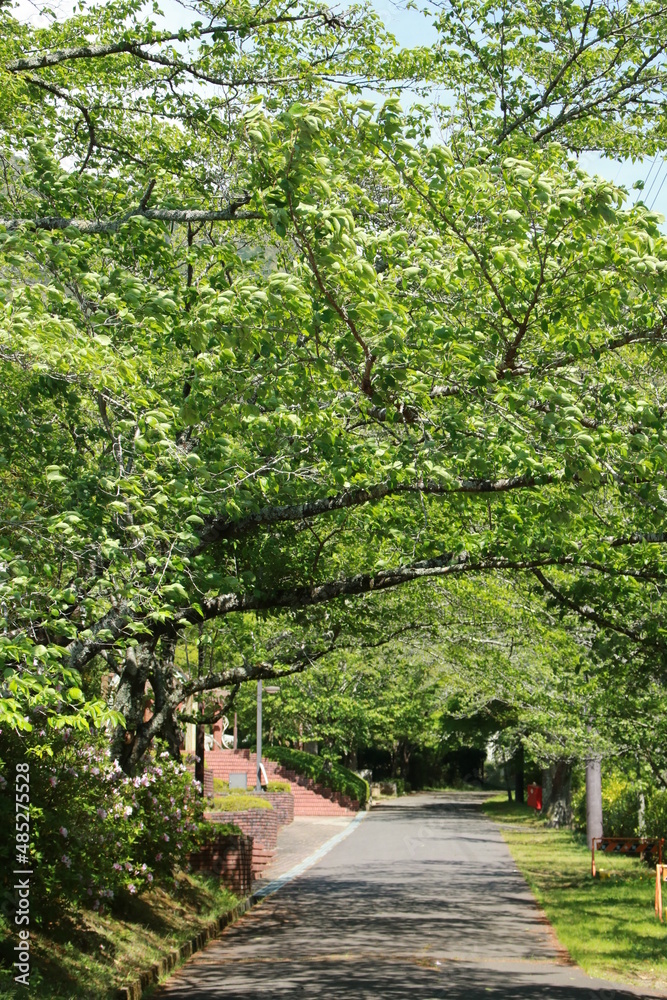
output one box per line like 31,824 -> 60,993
159,955 -> 654,999
157,794 -> 658,1000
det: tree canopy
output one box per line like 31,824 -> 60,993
1,0 -> 666,770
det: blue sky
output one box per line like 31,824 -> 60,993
11,0 -> 667,218
374,0 -> 667,218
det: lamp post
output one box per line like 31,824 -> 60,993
256,681 -> 279,792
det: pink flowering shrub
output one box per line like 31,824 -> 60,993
0,731 -> 215,918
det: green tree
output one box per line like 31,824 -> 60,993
2,0 -> 667,770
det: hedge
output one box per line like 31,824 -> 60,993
210,794 -> 273,812
262,747 -> 369,808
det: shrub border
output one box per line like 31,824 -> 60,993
262,746 -> 370,808
116,894 -> 258,1000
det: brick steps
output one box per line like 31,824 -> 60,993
206,749 -> 358,817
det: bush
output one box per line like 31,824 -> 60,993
644,789 -> 667,838
0,730 -> 214,919
572,769 -> 667,840
209,794 -> 273,812
266,780 -> 291,793
262,746 -> 369,807
212,777 -> 290,794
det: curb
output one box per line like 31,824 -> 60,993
115,895 -> 258,1000
116,809 -> 367,1000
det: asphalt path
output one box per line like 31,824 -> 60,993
158,792 -> 658,999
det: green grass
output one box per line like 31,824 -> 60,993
483,795 -> 667,994
209,793 -> 273,811
0,872 -> 238,1000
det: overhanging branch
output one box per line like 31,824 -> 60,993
193,473 -> 558,551
0,203 -> 263,234
532,567 -> 649,644
66,530 -> 667,671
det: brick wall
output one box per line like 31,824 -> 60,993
253,792 -> 294,827
206,809 -> 279,848
205,810 -> 279,877
189,832 -> 252,895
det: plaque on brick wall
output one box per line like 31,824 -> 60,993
229,772 -> 248,790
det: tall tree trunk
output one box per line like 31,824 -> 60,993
401,742 -> 411,778
585,756 -> 603,847
111,644 -> 153,773
543,760 -> 573,828
504,760 -> 513,802
150,639 -> 183,761
514,744 -> 525,805
111,640 -> 184,774
195,723 -> 205,794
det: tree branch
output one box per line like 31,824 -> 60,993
193,473 -> 558,551
0,202 -> 263,233
5,12 -> 341,72
66,530 -> 667,671
532,567 -> 649,644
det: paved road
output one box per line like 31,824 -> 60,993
255,816 -> 354,888
159,793 -> 657,999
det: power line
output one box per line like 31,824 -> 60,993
649,165 -> 667,211
643,153 -> 659,191
645,156 -> 665,205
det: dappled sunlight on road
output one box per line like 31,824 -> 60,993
158,794 -> 656,1000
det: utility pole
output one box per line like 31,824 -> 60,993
585,756 -> 603,848
256,680 -> 263,792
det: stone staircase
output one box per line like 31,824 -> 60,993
206,748 -> 359,817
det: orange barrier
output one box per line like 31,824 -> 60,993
591,837 -> 663,877
656,865 -> 667,922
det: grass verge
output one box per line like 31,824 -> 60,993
483,795 -> 667,994
0,872 -> 239,1000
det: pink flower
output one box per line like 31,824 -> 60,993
146,873 -> 153,882
49,776 -> 58,788
97,807 -> 107,820
60,827 -> 68,838
128,884 -> 137,894
113,863 -> 122,871
155,853 -> 162,862
163,833 -> 169,842
61,855 -> 71,867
